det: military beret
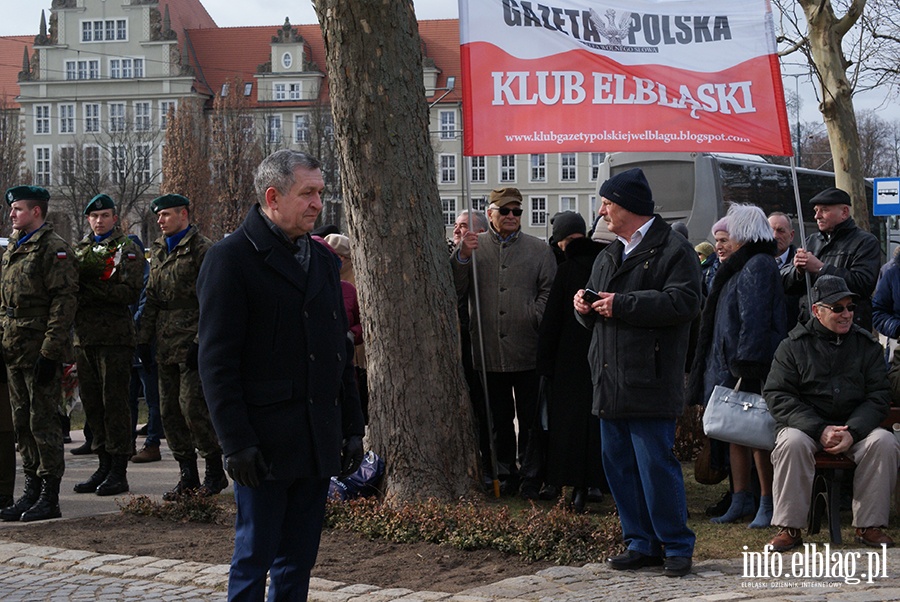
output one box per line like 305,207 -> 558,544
810,187 -> 851,207
150,194 -> 190,214
83,193 -> 116,215
5,185 -> 50,205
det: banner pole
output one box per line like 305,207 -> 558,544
789,156 -> 814,314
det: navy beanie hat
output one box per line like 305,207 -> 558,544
599,168 -> 654,216
550,211 -> 586,245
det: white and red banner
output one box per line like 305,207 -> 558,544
458,0 -> 793,156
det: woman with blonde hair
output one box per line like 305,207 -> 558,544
688,204 -> 787,528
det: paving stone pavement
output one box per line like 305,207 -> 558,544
1,538 -> 900,601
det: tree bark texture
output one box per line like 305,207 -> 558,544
799,0 -> 870,231
314,0 -> 481,502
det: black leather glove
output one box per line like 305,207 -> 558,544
340,435 -> 364,477
33,355 -> 58,385
186,342 -> 200,371
225,446 -> 267,488
137,343 -> 154,368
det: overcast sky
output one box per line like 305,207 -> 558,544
3,1 -> 897,133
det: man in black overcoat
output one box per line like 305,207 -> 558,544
197,150 -> 364,601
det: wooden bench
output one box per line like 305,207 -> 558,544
807,406 -> 900,544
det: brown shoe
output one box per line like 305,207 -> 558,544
769,527 -> 803,552
856,527 -> 895,548
131,445 -> 161,463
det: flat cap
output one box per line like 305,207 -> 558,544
812,275 -> 859,306
150,194 -> 190,214
488,187 -> 523,208
5,185 -> 49,205
810,187 -> 851,207
84,193 -> 116,215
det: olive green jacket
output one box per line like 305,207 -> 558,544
138,226 -> 211,364
0,223 -> 78,366
73,229 -> 144,347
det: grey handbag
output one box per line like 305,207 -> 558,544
702,379 -> 776,450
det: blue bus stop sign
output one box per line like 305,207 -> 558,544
875,178 -> 900,216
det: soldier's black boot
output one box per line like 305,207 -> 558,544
20,476 -> 62,522
74,449 -> 111,493
96,455 -> 129,496
0,473 -> 41,521
163,459 -> 201,501
197,454 -> 228,497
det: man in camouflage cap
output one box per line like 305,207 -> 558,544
0,185 -> 78,522
71,194 -> 144,497
137,194 -> 227,499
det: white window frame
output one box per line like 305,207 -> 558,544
68,59 -> 100,80
159,100 -> 176,130
529,196 -> 547,228
590,153 -> 604,182
81,19 -> 127,42
137,144 -> 152,184
499,155 -> 516,183
589,195 -> 598,217
530,154 -> 546,183
294,114 -> 310,143
84,144 -> 101,182
441,197 -> 457,227
282,52 -> 293,69
560,153 -> 577,182
65,61 -> 76,80
471,196 -> 488,212
560,195 -> 578,213
84,103 -> 100,133
288,83 -> 302,100
439,154 -> 457,184
116,19 -> 127,41
59,103 -> 75,134
274,83 -> 286,101
34,146 -> 52,186
134,101 -> 151,131
109,102 -> 126,133
110,145 -> 126,184
469,156 -> 486,183
439,110 -> 456,140
267,114 -> 282,144
58,145 -> 76,186
109,59 -> 121,79
34,104 -> 51,135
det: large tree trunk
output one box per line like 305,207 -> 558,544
314,0 -> 481,502
800,0 -> 870,230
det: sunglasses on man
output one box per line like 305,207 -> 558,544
819,302 -> 857,314
495,207 -> 523,216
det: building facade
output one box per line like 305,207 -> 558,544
0,0 -> 601,241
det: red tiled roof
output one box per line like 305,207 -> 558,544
186,19 -> 462,107
0,36 -> 32,108
162,0 -> 217,32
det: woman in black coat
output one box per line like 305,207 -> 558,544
536,225 -> 608,511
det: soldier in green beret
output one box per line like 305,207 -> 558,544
137,194 -> 227,499
0,185 -> 78,522
71,194 -> 144,497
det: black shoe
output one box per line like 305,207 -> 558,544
538,483 -> 560,500
607,550 -> 664,571
664,556 -> 692,577
69,440 -> 95,455
571,488 -> 587,513
519,480 -> 541,501
705,490 -> 732,517
498,475 -> 520,497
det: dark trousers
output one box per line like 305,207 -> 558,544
484,370 -> 539,476
129,362 -> 162,447
228,477 -> 330,602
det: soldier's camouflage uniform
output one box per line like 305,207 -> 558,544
138,226 -> 221,463
73,229 -> 144,457
0,224 -> 77,479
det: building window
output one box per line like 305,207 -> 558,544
440,154 -> 456,184
441,198 -> 457,226
267,115 -> 282,144
67,59 -> 101,80
282,52 -> 293,69
500,155 -> 516,182
560,153 -> 577,181
243,83 -> 253,96
137,144 -> 152,184
274,83 -> 286,101
530,154 -> 546,182
59,146 -> 75,186
109,103 -> 126,133
117,19 -> 127,40
472,196 -> 488,212
82,19 -> 127,42
59,104 -> 75,134
159,100 -> 176,130
110,59 -> 120,79
65,61 -> 76,80
105,20 -> 115,41
110,58 -> 143,79
84,103 -> 100,133
530,197 -> 547,228
84,145 -> 101,181
439,110 -> 456,140
469,156 -> 486,183
289,83 -> 302,100
560,196 -> 577,213
590,153 -> 604,181
110,145 -> 126,184
34,146 -> 51,186
134,102 -> 151,131
294,114 -> 309,143
34,105 -> 51,135
589,195 -> 598,217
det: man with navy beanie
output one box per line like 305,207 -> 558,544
575,167 -> 702,577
